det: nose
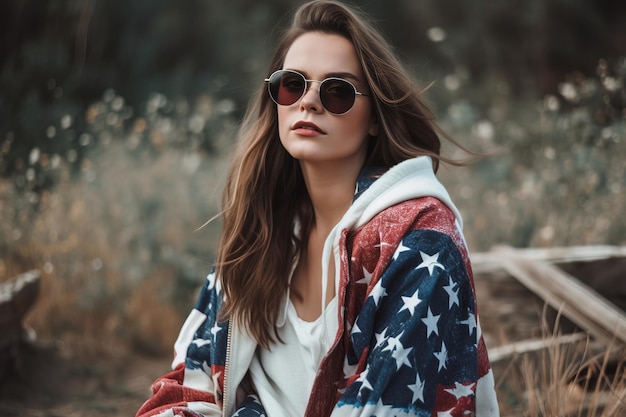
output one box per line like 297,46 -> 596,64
299,81 -> 322,113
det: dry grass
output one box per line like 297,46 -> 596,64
0,59 -> 624,416
439,57 -> 626,251
0,90 -> 240,357
1,141 -> 229,357
495,313 -> 626,416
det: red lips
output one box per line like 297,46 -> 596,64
292,121 -> 326,134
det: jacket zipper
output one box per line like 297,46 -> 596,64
222,321 -> 233,416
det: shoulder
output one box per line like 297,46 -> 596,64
193,269 -> 224,318
364,196 -> 460,237
349,197 -> 469,276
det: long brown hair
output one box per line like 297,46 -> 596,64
216,0 -> 467,348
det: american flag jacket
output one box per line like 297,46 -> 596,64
136,156 -> 500,417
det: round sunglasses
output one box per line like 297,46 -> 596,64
265,69 -> 369,115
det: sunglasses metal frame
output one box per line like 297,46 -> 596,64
264,69 -> 369,115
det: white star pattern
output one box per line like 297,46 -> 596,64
382,331 -> 404,353
460,312 -> 477,336
210,322 -> 222,340
407,372 -> 425,404
416,251 -> 445,276
370,281 -> 388,306
191,338 -> 211,348
357,368 -> 373,395
357,266 -> 373,284
391,344 -> 413,370
445,381 -> 476,399
393,241 -> 412,260
187,199 -> 492,416
207,272 -> 216,290
374,328 -> 388,348
443,277 -> 459,308
399,289 -> 422,315
434,341 -> 448,372
421,307 -> 441,338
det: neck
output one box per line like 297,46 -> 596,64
300,160 -> 362,232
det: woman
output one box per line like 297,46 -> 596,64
137,1 -> 499,416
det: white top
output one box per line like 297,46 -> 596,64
248,296 -> 338,417
236,157 -> 464,416
178,157 -> 475,417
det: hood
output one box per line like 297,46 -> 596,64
316,156 -> 463,318
347,156 -> 462,231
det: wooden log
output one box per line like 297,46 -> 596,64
488,333 -> 587,363
494,246 -> 626,346
0,270 -> 40,349
472,245 -> 626,274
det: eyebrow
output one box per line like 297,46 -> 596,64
285,68 -> 363,84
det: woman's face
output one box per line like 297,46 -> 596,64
277,31 -> 378,169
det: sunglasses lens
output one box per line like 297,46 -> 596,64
268,71 -> 305,106
266,71 -> 358,114
320,79 -> 356,114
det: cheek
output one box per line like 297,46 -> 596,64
334,120 -> 370,153
343,109 -> 375,140
277,107 -> 290,139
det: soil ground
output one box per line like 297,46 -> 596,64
1,256 -> 623,416
0,341 -> 170,417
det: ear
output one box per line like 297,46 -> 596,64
368,116 -> 379,137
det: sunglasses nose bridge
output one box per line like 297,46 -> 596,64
299,78 -> 324,107
303,79 -> 322,96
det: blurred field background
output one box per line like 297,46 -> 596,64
1,0 -> 625,415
